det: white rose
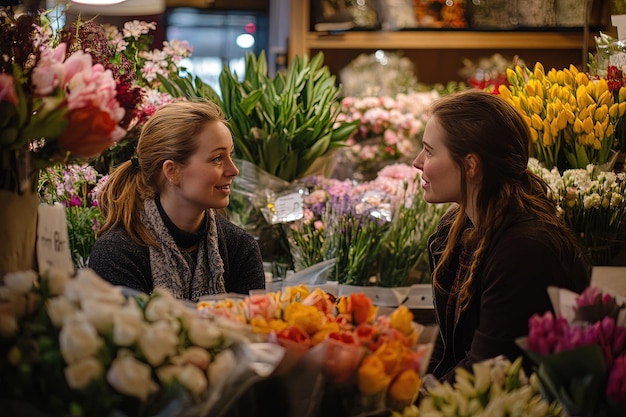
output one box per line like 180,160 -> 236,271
59,314 -> 102,364
208,349 -> 236,384
0,286 -> 26,317
178,364 -> 208,396
144,289 -> 183,322
46,296 -> 78,327
172,346 -> 211,371
3,270 -> 38,295
107,349 -> 159,401
64,269 -> 124,305
112,301 -> 144,346
187,317 -> 223,349
43,267 -> 71,295
64,356 -> 103,389
139,320 -> 179,366
156,364 -> 182,383
81,298 -> 117,333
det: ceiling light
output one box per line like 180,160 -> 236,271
68,0 -> 165,15
71,0 -> 127,4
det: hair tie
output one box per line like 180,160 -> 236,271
131,156 -> 140,170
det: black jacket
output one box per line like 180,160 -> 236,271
88,214 -> 265,297
426,205 -> 590,382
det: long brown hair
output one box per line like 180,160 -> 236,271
430,90 -> 585,309
96,100 -> 229,247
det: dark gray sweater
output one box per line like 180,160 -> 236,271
88,215 -> 266,296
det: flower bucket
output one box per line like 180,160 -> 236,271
0,190 -> 38,276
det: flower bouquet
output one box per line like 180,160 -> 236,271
416,356 -> 563,417
0,268 -> 283,417
198,285 -> 437,417
528,158 -> 626,265
499,62 -> 626,171
517,285 -> 626,417
38,163 -> 108,268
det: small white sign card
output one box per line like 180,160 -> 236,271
37,203 -> 74,275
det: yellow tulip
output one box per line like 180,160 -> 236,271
595,78 -> 609,98
593,137 -> 602,150
499,84 -> 513,100
619,101 -> 626,116
564,108 -> 575,124
606,123 -> 614,137
529,127 -> 539,142
358,355 -> 391,395
557,110 -> 568,130
578,106 -> 590,120
586,81 -> 597,99
575,71 -> 589,87
573,118 -> 584,134
609,102 -> 620,118
550,119 -> 560,136
546,103 -> 555,120
542,129 -> 553,146
520,94 -> 529,111
595,105 -> 608,122
619,86 -> 626,102
531,113 -> 544,130
533,62 -> 545,80
577,86 -> 593,108
525,82 -> 536,97
506,68 -> 517,84
596,89 -> 613,107
388,369 -> 422,404
582,117 -> 594,133
515,65 -> 526,81
594,120 -> 605,138
529,96 -> 544,114
562,68 -> 574,86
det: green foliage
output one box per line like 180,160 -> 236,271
158,51 -> 359,182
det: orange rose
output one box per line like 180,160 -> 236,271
302,287 -> 335,314
357,355 -> 391,395
387,368 -> 421,410
276,325 -> 311,348
355,322 -> 382,352
337,293 -> 378,325
58,106 -> 119,158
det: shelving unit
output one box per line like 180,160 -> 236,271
288,0 -> 599,85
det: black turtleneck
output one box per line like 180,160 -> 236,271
155,196 -> 208,249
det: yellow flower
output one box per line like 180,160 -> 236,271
358,355 -> 391,395
388,368 -> 421,404
283,302 -> 324,335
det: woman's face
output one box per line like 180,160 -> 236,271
412,116 -> 462,204
174,121 -> 239,210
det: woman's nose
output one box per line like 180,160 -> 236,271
413,150 -> 424,170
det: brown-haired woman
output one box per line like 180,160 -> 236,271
413,89 -> 590,383
89,100 -> 265,301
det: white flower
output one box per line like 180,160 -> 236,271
177,364 -> 208,396
0,286 -> 27,318
81,298 -> 118,333
187,316 -> 223,349
46,296 -> 78,327
3,270 -> 38,295
139,320 -> 179,366
208,348 -> 237,384
43,267 -> 71,295
107,349 -> 159,401
64,269 -> 124,305
112,301 -> 144,346
144,288 -> 184,322
172,346 -> 212,371
64,356 -> 103,389
59,314 -> 102,364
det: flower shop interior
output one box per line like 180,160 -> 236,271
2,0 -> 626,416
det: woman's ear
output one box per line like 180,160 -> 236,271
162,160 -> 180,185
464,153 -> 482,182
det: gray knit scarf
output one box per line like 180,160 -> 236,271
141,198 -> 226,301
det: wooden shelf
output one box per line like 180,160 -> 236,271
288,0 -> 598,85
303,30 -> 591,51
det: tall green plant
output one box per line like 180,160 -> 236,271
158,51 -> 358,182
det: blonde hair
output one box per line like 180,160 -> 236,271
97,100 -> 229,246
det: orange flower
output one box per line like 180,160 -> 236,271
357,355 -> 391,395
311,321 -> 341,345
280,284 -> 310,303
302,287 -> 335,314
276,325 -> 311,348
355,322 -> 382,351
337,293 -> 378,325
58,106 -> 121,158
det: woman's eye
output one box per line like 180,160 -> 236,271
212,155 -> 223,163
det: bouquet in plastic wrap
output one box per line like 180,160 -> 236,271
0,268 -> 283,417
198,285 -> 438,416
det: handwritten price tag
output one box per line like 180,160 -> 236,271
37,203 -> 74,275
